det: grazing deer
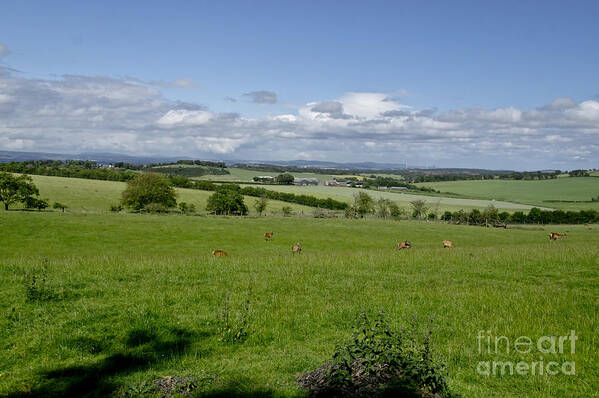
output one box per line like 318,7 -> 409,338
264,232 -> 274,241
212,250 -> 228,257
291,242 -> 302,254
549,232 -> 567,241
397,241 -> 411,250
443,240 -> 454,248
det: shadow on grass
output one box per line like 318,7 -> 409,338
5,325 -> 209,397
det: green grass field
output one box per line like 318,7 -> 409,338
243,184 -> 546,212
6,175 -> 313,216
0,212 -> 597,397
415,178 -> 599,210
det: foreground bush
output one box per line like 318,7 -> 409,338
298,311 -> 452,398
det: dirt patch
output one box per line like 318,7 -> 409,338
154,376 -> 197,397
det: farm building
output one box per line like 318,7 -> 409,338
325,178 -> 351,187
294,177 -> 319,186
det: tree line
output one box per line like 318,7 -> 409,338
0,160 -> 137,182
440,207 -> 598,225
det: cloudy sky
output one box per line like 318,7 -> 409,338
1,1 -> 598,170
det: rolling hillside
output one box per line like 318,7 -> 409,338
415,177 -> 599,210
242,184 -> 548,212
1,174 -> 314,215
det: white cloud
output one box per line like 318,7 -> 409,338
0,66 -> 598,168
157,109 -> 213,127
339,92 -> 408,119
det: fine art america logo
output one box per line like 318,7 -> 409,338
476,330 -> 577,376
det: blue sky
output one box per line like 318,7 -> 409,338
1,1 -> 598,169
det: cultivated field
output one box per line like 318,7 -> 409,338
0,212 -> 597,397
415,178 -> 599,211
244,184 -> 546,212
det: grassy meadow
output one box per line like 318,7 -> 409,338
1,174 -> 598,397
415,178 -> 599,211
0,211 -> 597,397
12,175 -> 313,216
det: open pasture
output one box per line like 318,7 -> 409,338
0,212 -> 597,397
4,174 -> 313,215
415,178 -> 599,211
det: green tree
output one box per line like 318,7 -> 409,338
178,202 -> 196,214
25,197 -> 49,212
389,202 -> 404,219
375,198 -> 391,218
483,205 -> 499,226
52,202 -> 68,212
410,199 -> 430,220
275,173 -> 294,185
281,206 -> 293,217
121,173 -> 177,211
0,172 -> 39,210
353,192 -> 374,218
253,196 -> 269,216
206,187 -> 248,215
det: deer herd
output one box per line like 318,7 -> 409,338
211,227 -> 573,257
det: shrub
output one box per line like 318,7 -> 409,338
298,311 -> 451,397
353,192 -> 375,217
178,202 -> 196,214
376,198 -> 391,218
218,285 -> 252,344
53,202 -> 67,212
389,202 -> 405,219
23,264 -> 58,302
410,200 -> 430,220
344,205 -> 358,219
143,203 -> 169,213
281,206 -> 293,217
109,203 -> 123,212
253,196 -> 269,216
313,207 -> 331,218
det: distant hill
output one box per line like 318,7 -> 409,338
0,150 -> 179,165
0,149 -> 514,174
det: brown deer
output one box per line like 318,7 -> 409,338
212,250 -> 228,257
549,232 -> 567,241
264,232 -> 274,241
291,242 -> 302,254
443,240 -> 454,248
397,241 -> 411,250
